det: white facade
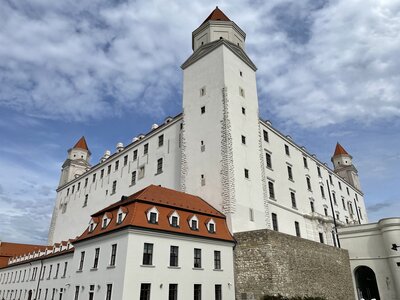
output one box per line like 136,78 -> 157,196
48,8 -> 368,248
338,218 -> 400,300
1,223 -> 234,300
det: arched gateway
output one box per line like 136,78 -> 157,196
355,266 -> 380,300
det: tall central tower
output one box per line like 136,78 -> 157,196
181,7 -> 269,232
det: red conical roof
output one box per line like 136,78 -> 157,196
73,136 -> 89,151
202,6 -> 231,25
333,142 -> 349,156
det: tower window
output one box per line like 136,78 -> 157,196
158,135 -> 164,147
242,107 -> 246,115
284,144 -> 290,156
201,174 -> 205,186
111,180 -> 117,194
291,191 -> 297,208
138,165 -> 145,179
83,194 -> 88,207
263,130 -> 269,142
265,152 -> 272,169
200,87 -> 206,96
287,166 -> 293,181
124,155 -> 128,166
107,165 -> 111,174
241,135 -> 246,145
201,106 -> 205,114
200,140 -> 205,152
306,176 -> 312,191
115,160 -> 119,171
156,158 -> 163,174
319,232 -> 324,244
320,185 -> 325,198
310,201 -> 315,212
324,207 -> 328,216
144,143 -> 149,155
133,150 -> 138,160
239,87 -> 245,97
303,157 -> 308,168
131,171 -> 137,185
317,166 -> 321,177
240,71 -> 243,77
249,208 -> 254,221
295,221 -> 301,237
92,173 -> 96,183
100,169 -> 104,179
244,168 -> 249,179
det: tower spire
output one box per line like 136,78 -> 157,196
333,142 -> 349,157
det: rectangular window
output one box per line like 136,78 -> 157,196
131,171 -> 137,185
74,287 -> 79,300
158,135 -> 164,147
123,155 -> 128,166
329,175 -> 333,185
303,157 -> 308,168
142,243 -> 153,265
93,248 -> 100,269
324,207 -> 328,216
84,178 -> 88,188
263,130 -> 269,142
62,262 -> 67,277
295,221 -> 301,237
115,160 -> 119,171
214,251 -> 221,270
67,188 -> 69,196
78,251 -> 85,271
100,169 -> 104,179
48,265 -> 52,279
249,208 -> 254,221
106,284 -> 112,300
290,192 -> 296,208
200,87 -> 206,96
244,168 -> 249,179
140,283 -> 151,300
306,177 -> 312,191
89,285 -> 94,300
111,180 -> 117,194
346,187 -> 350,195
77,182 -> 81,191
83,194 -> 88,207
144,143 -> 149,155
169,284 -> 178,300
110,244 -> 117,266
107,165 -> 111,175
320,185 -> 325,198
284,144 -> 290,156
338,181 -> 342,190
239,87 -> 245,97
92,173 -> 96,183
156,158 -> 163,174
54,263 -> 59,278
51,288 -> 55,300
242,107 -> 246,115
268,181 -> 275,199
170,246 -> 179,267
201,106 -> 205,114
317,166 -> 322,177
171,216 -> 178,227
241,135 -> 246,145
287,165 -> 293,180
265,152 -> 272,169
72,185 -> 75,194
133,150 -> 138,160
194,284 -> 202,300
191,219 -> 198,230
149,212 -> 157,224
319,232 -> 324,244
272,213 -> 278,231
201,174 -> 205,186
194,249 -> 202,268
215,285 -> 222,300
342,198 -> 346,210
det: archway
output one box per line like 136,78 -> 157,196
354,266 -> 380,300
27,290 -> 33,300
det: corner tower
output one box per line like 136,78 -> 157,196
181,7 -> 269,232
331,143 -> 361,190
59,136 -> 91,187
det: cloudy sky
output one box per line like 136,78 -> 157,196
0,0 -> 399,244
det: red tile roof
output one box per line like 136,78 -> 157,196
333,142 -> 350,156
77,185 -> 234,243
0,242 -> 47,268
202,7 -> 231,25
73,136 -> 89,151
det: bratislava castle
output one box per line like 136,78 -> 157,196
49,7 -> 367,246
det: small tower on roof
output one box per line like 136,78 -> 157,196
59,136 -> 91,187
331,143 -> 361,190
192,6 -> 246,51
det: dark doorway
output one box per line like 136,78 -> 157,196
355,266 -> 380,300
27,290 -> 33,300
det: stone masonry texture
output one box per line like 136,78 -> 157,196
234,229 -> 355,300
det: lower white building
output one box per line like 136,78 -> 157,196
338,217 -> 400,300
0,185 -> 235,300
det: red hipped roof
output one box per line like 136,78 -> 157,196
333,142 -> 350,156
202,7 -> 231,25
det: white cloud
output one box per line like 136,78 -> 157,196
0,0 -> 399,126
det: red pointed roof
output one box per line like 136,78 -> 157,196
202,6 -> 231,25
73,136 -> 89,151
333,143 -> 349,156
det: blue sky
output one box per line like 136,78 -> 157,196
0,0 -> 399,244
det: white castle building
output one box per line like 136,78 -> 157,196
48,7 -> 367,246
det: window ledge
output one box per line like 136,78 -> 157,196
110,192 -> 116,195
107,265 -> 116,269
61,276 -> 66,279
90,268 -> 98,271
266,167 -> 273,171
292,206 -> 298,210
155,171 -> 163,176
192,267 -> 204,271
269,197 -> 276,201
213,269 -> 223,272
129,183 -> 136,187
140,265 -> 155,268
168,266 -> 181,269
76,270 -> 83,273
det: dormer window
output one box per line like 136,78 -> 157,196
206,219 -> 216,233
88,219 -> 97,233
103,218 -> 108,228
116,207 -> 127,224
102,213 -> 111,229
147,207 -> 159,224
117,213 -> 123,224
189,215 -> 199,230
169,211 -> 180,227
